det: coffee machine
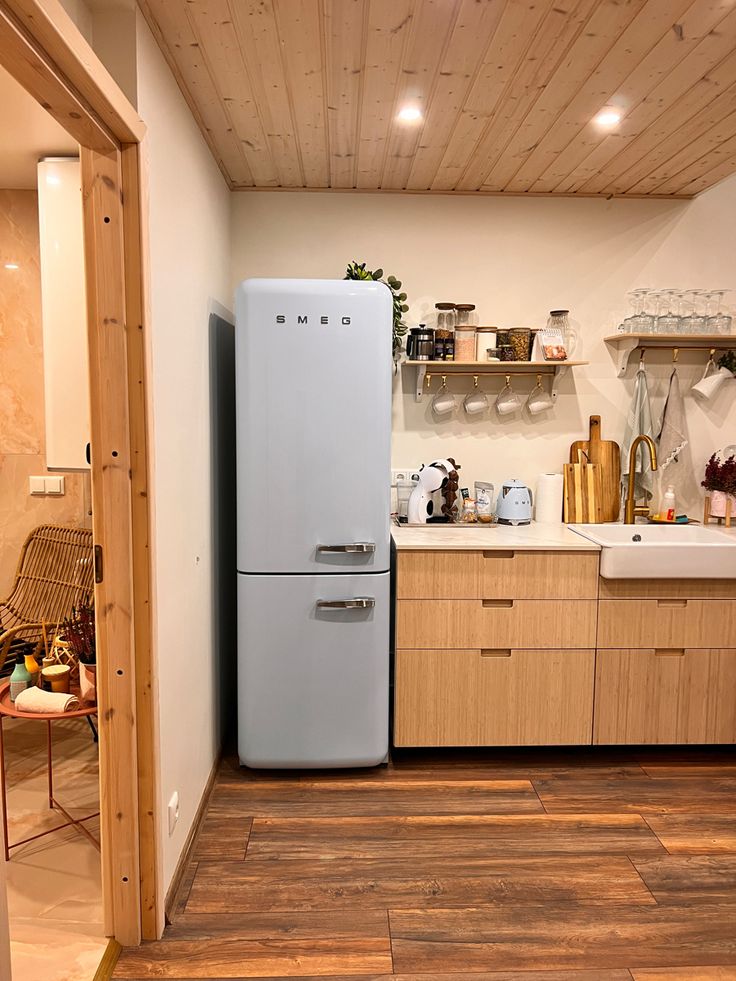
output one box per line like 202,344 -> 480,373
407,458 -> 460,523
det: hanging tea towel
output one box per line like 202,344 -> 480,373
621,366 -> 655,505
658,368 -> 688,473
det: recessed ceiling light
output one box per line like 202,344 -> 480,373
594,107 -> 622,127
3,262 -> 19,270
397,106 -> 423,124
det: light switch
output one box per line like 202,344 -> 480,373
29,476 -> 45,495
45,475 -> 64,495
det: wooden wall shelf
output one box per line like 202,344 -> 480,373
402,360 -> 589,402
604,333 -> 736,377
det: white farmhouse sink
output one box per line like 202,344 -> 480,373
569,523 -> 736,579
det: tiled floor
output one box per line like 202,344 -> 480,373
4,714 -> 105,981
114,746 -> 736,980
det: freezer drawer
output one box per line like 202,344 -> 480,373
237,572 -> 389,768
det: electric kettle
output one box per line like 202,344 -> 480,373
495,479 -> 533,525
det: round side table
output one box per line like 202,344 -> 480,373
0,680 -> 100,860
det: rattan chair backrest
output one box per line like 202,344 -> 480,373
1,524 -> 94,631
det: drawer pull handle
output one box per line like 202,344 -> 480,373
655,648 -> 686,657
482,599 -> 514,609
483,550 -> 515,559
656,599 -> 688,608
481,649 -> 512,658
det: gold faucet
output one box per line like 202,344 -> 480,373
624,434 -> 658,524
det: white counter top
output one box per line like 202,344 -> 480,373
391,521 -> 600,551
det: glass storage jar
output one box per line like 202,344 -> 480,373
476,327 -> 497,360
454,303 -> 476,327
435,302 -> 456,333
509,328 -> 531,361
454,326 -> 477,362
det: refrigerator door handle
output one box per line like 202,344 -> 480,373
316,597 -> 376,610
317,542 -> 376,554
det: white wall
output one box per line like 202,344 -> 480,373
136,11 -> 231,893
232,185 -> 736,514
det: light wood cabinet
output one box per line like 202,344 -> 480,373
594,648 -> 736,745
397,549 -> 598,600
597,599 -> 736,649
395,648 -> 595,747
396,599 -> 597,650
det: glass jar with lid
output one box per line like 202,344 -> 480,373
435,302 -> 456,333
454,326 -> 477,362
476,327 -> 497,361
454,303 -> 476,327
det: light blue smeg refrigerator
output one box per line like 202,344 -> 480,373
235,279 -> 392,768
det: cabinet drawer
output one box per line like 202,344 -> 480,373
394,648 -> 595,746
594,648 -> 736,744
396,599 -> 597,649
598,599 -> 736,649
397,550 -> 599,600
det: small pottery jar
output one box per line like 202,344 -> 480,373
79,663 -> 97,705
709,490 -> 736,517
42,664 -> 71,694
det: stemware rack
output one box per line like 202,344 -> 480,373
403,359 -> 589,402
604,333 -> 736,376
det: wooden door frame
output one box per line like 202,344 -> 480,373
0,0 -> 160,945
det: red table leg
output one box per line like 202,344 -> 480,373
0,716 -> 9,861
47,719 -> 53,809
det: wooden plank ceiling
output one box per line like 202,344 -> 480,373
138,0 -> 736,197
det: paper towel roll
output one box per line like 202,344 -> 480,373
535,473 -> 564,524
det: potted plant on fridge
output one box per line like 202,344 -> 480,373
62,603 -> 97,703
344,261 -> 409,357
702,450 -> 736,525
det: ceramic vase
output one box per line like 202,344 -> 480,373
709,490 -> 736,517
80,663 -> 97,704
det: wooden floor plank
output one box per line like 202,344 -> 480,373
534,775 -> 736,814
645,814 -> 736,854
113,938 -> 392,978
389,905 -> 736,972
642,765 -> 736,779
207,780 -> 542,817
113,972 -> 635,981
114,912 -> 391,979
634,856 -> 736,903
193,817 -> 252,860
632,969 -> 736,979
185,856 -> 654,913
245,814 -> 665,860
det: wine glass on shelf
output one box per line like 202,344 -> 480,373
678,289 -> 705,334
626,288 -> 654,333
656,289 -> 680,334
705,290 -> 733,334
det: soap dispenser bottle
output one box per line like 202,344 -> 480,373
660,485 -> 676,522
9,652 -> 32,702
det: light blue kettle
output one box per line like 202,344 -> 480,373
496,479 -> 533,525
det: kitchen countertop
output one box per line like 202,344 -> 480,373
391,521 -> 601,551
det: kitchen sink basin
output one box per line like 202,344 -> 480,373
569,523 -> 736,579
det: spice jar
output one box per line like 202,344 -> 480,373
455,303 -> 476,327
497,344 -> 515,362
476,327 -> 496,361
454,326 -> 476,363
509,328 -> 531,362
496,330 -> 510,348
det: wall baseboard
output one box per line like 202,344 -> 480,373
163,755 -> 220,923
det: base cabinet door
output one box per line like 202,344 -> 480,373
594,649 -> 736,744
394,648 -> 595,747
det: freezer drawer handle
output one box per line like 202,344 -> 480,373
317,543 -> 376,553
316,597 -> 376,610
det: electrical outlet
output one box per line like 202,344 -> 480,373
168,791 -> 180,836
391,468 -> 421,484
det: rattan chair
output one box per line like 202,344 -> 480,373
0,524 -> 94,673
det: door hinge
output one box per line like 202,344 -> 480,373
94,544 -> 104,584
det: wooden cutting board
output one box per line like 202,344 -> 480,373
569,415 -> 621,522
563,463 -> 602,523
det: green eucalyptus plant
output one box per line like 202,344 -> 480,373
718,350 -> 736,375
344,261 -> 409,356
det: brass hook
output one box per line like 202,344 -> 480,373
639,347 -> 646,363
441,374 -> 447,389
536,373 -> 542,386
505,374 -> 511,386
426,373 -> 432,389
673,347 -> 679,364
473,374 -> 479,388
